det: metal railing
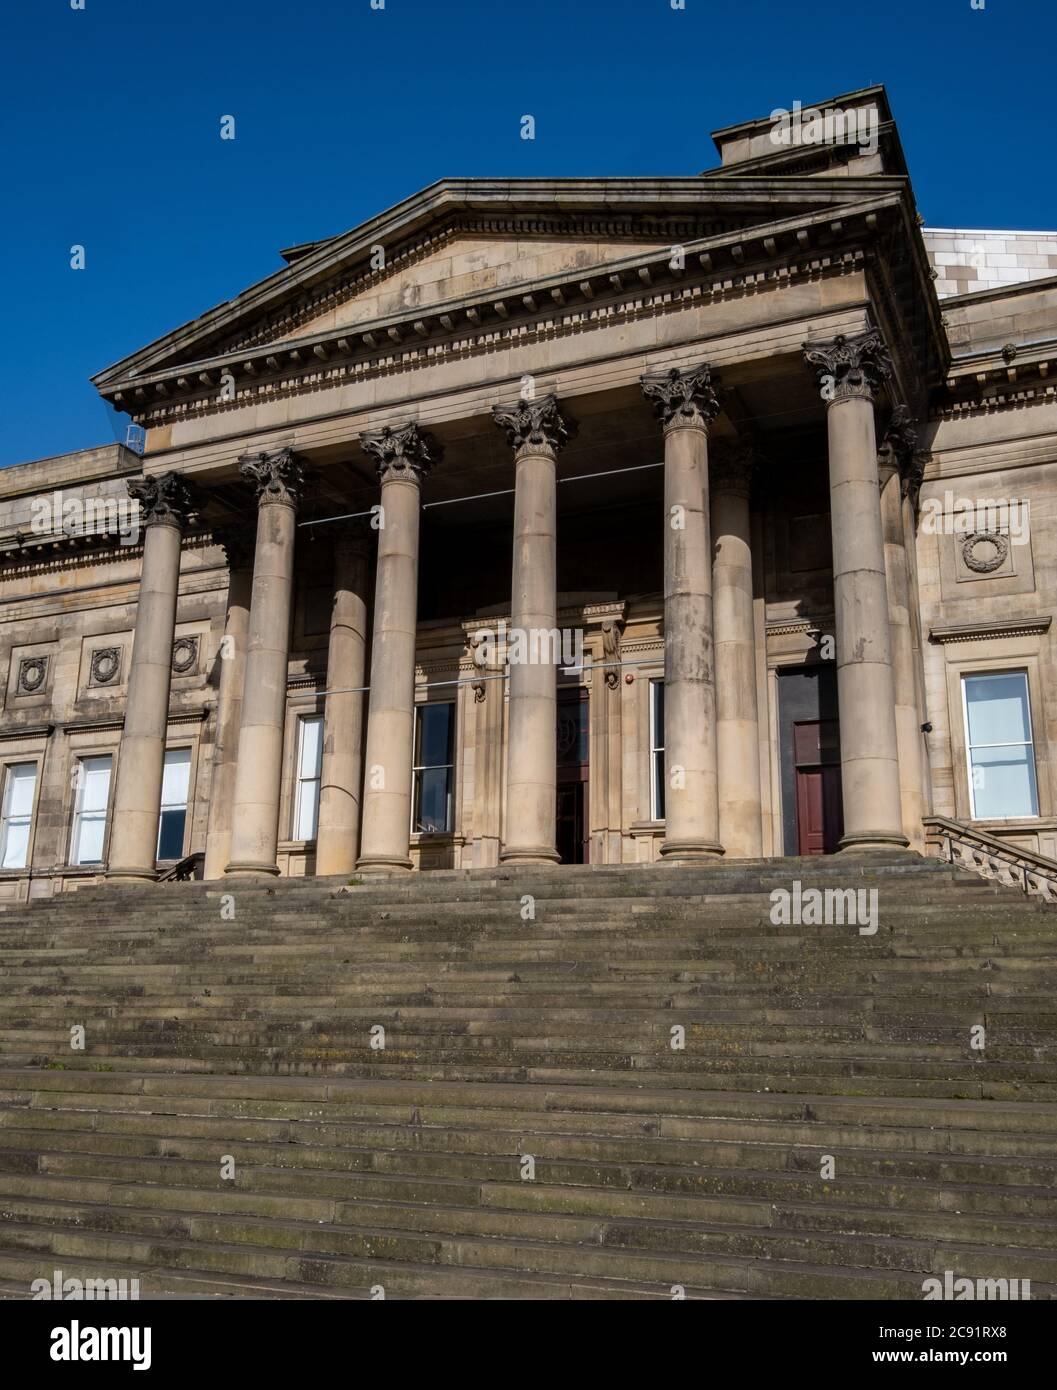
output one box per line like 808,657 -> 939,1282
923,815 -> 1057,904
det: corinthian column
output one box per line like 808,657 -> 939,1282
878,407 -> 926,851
641,364 -> 723,862
803,330 -> 908,852
491,394 -> 576,865
202,527 -> 253,880
108,472 -> 197,883
225,449 -> 304,878
356,423 -> 442,873
711,439 -> 763,858
315,522 -> 372,875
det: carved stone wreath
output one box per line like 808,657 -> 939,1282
171,636 -> 200,674
17,656 -> 48,694
90,646 -> 121,686
962,531 -> 1009,575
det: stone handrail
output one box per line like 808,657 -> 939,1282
157,852 -> 204,883
923,815 -> 1057,904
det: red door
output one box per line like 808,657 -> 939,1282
793,721 -> 843,855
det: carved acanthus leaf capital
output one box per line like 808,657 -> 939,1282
333,515 -> 374,561
127,471 -> 198,529
213,523 -> 255,571
709,438 -> 756,496
359,421 -> 442,484
878,404 -> 918,477
640,363 -> 722,432
803,329 -> 892,403
239,448 -> 305,508
491,394 -> 577,459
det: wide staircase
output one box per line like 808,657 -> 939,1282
0,855 -> 1055,1300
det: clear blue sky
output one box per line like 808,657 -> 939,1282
1,0 -> 1053,469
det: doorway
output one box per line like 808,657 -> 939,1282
556,686 -> 589,864
778,665 -> 844,855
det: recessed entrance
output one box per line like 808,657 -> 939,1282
556,686 -> 589,864
778,665 -> 844,855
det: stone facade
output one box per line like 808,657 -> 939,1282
2,85 -> 1056,899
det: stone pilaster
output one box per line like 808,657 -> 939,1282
491,394 -> 576,865
468,629 -> 505,867
225,449 -> 305,878
356,423 -> 442,873
315,522 -> 372,876
108,472 -> 197,883
202,526 -> 254,880
640,364 -> 723,862
878,407 -> 927,851
803,330 -> 908,851
710,439 -> 763,858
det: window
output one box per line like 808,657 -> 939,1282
650,679 -> 665,820
962,672 -> 1039,819
413,702 -> 454,833
1,762 -> 38,870
294,715 -> 323,840
157,748 -> 191,861
71,755 -> 112,866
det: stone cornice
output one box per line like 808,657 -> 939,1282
99,194 -> 914,427
928,616 -> 1052,645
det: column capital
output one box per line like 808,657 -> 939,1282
640,362 -> 722,432
877,404 -> 919,483
213,523 -> 255,571
127,471 -> 198,529
239,447 -> 305,508
333,515 -> 374,561
359,421 -> 442,483
803,328 -> 892,403
709,437 -> 756,496
491,394 -> 577,459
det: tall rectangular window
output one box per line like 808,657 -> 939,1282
157,748 -> 191,860
294,715 -> 323,840
962,672 -> 1039,819
413,702 -> 454,833
650,679 -> 665,820
71,755 -> 112,866
1,762 -> 38,870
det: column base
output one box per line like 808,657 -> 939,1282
500,846 -> 561,866
355,855 -> 414,875
659,838 -> 725,864
224,860 -> 281,879
838,831 -> 911,853
106,867 -> 159,885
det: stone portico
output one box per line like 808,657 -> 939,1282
3,85 -> 1057,896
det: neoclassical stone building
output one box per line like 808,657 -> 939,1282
2,85 -> 1056,899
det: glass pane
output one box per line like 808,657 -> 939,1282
416,704 -> 453,770
414,767 -> 451,833
299,718 -> 323,778
80,757 -> 112,814
76,814 -> 106,865
965,674 -> 1031,746
653,750 -> 665,821
160,748 -> 191,807
970,744 -> 1039,819
5,764 -> 36,818
296,779 -> 319,841
2,821 -> 29,870
651,682 -> 665,751
157,807 -> 186,860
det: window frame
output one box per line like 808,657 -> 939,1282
292,714 -> 324,842
960,669 -> 1040,821
412,700 -> 455,835
0,760 -> 39,871
649,678 -> 666,822
70,753 -> 114,867
156,746 -> 192,862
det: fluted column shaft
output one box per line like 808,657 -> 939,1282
641,364 -> 723,862
108,473 -> 196,883
225,450 -> 303,878
491,395 -> 575,865
804,331 -> 908,852
203,534 -> 252,880
357,423 -> 442,873
315,527 -> 371,875
712,445 -> 762,858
